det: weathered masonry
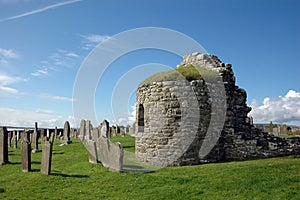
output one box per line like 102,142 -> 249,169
135,53 -> 300,166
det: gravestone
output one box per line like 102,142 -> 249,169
129,122 -> 136,136
40,132 -> 55,175
31,122 -> 40,153
120,127 -> 125,137
100,120 -> 109,138
0,127 -> 9,165
92,128 -> 100,141
21,130 -> 31,172
7,131 -> 12,148
86,140 -> 98,164
111,126 -> 116,137
98,137 -> 123,172
13,130 -> 17,148
62,121 -> 71,144
17,130 -> 20,141
79,120 -> 86,141
85,120 -> 92,140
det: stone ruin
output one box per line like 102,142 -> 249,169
135,53 -> 300,166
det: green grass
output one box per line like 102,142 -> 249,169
110,134 -> 135,153
140,65 -> 219,86
0,137 -> 299,199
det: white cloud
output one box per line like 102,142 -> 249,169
0,107 -> 74,128
81,34 -> 111,50
0,48 -> 19,59
0,73 -> 24,85
50,50 -> 79,68
0,72 -> 26,95
0,0 -> 82,23
31,67 -> 48,77
39,94 -> 76,102
66,52 -> 79,58
0,85 -> 19,94
83,34 -> 111,43
249,90 -> 300,125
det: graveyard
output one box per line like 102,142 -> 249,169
0,133 -> 299,199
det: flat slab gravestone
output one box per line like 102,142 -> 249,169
21,130 -> 31,172
0,127 -> 9,165
40,132 -> 55,175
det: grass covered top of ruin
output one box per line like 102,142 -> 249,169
140,65 -> 219,86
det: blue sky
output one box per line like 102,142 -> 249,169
0,0 -> 299,128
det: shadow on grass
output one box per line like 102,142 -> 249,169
8,161 -> 21,165
52,152 -> 64,155
51,173 -> 89,178
122,164 -> 155,173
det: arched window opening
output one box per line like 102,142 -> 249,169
138,104 -> 144,132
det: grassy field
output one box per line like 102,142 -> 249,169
0,135 -> 299,199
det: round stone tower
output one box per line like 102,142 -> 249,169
135,53 -> 300,167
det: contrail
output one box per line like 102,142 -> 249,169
0,0 -> 82,23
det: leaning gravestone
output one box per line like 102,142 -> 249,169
86,140 -> 98,164
62,121 -> 71,144
31,122 -> 40,153
40,132 -> 55,175
98,136 -> 123,172
21,130 -> 31,172
0,127 -> 9,165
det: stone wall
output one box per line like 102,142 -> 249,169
135,53 -> 300,166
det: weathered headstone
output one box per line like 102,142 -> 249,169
21,130 -> 31,172
16,130 -> 20,141
129,122 -> 136,136
92,128 -> 100,141
62,121 -> 71,144
13,130 -> 17,149
109,142 -> 123,172
98,137 -> 123,172
0,127 -> 9,165
31,122 -> 40,153
100,120 -> 109,138
85,120 -> 92,140
40,132 -> 55,175
86,140 -> 98,164
98,137 -> 110,168
7,131 -> 12,148
79,120 -> 86,141
120,127 -> 125,137
111,126 -> 116,137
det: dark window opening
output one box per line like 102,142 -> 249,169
138,104 -> 144,132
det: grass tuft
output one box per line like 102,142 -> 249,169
140,65 -> 219,86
